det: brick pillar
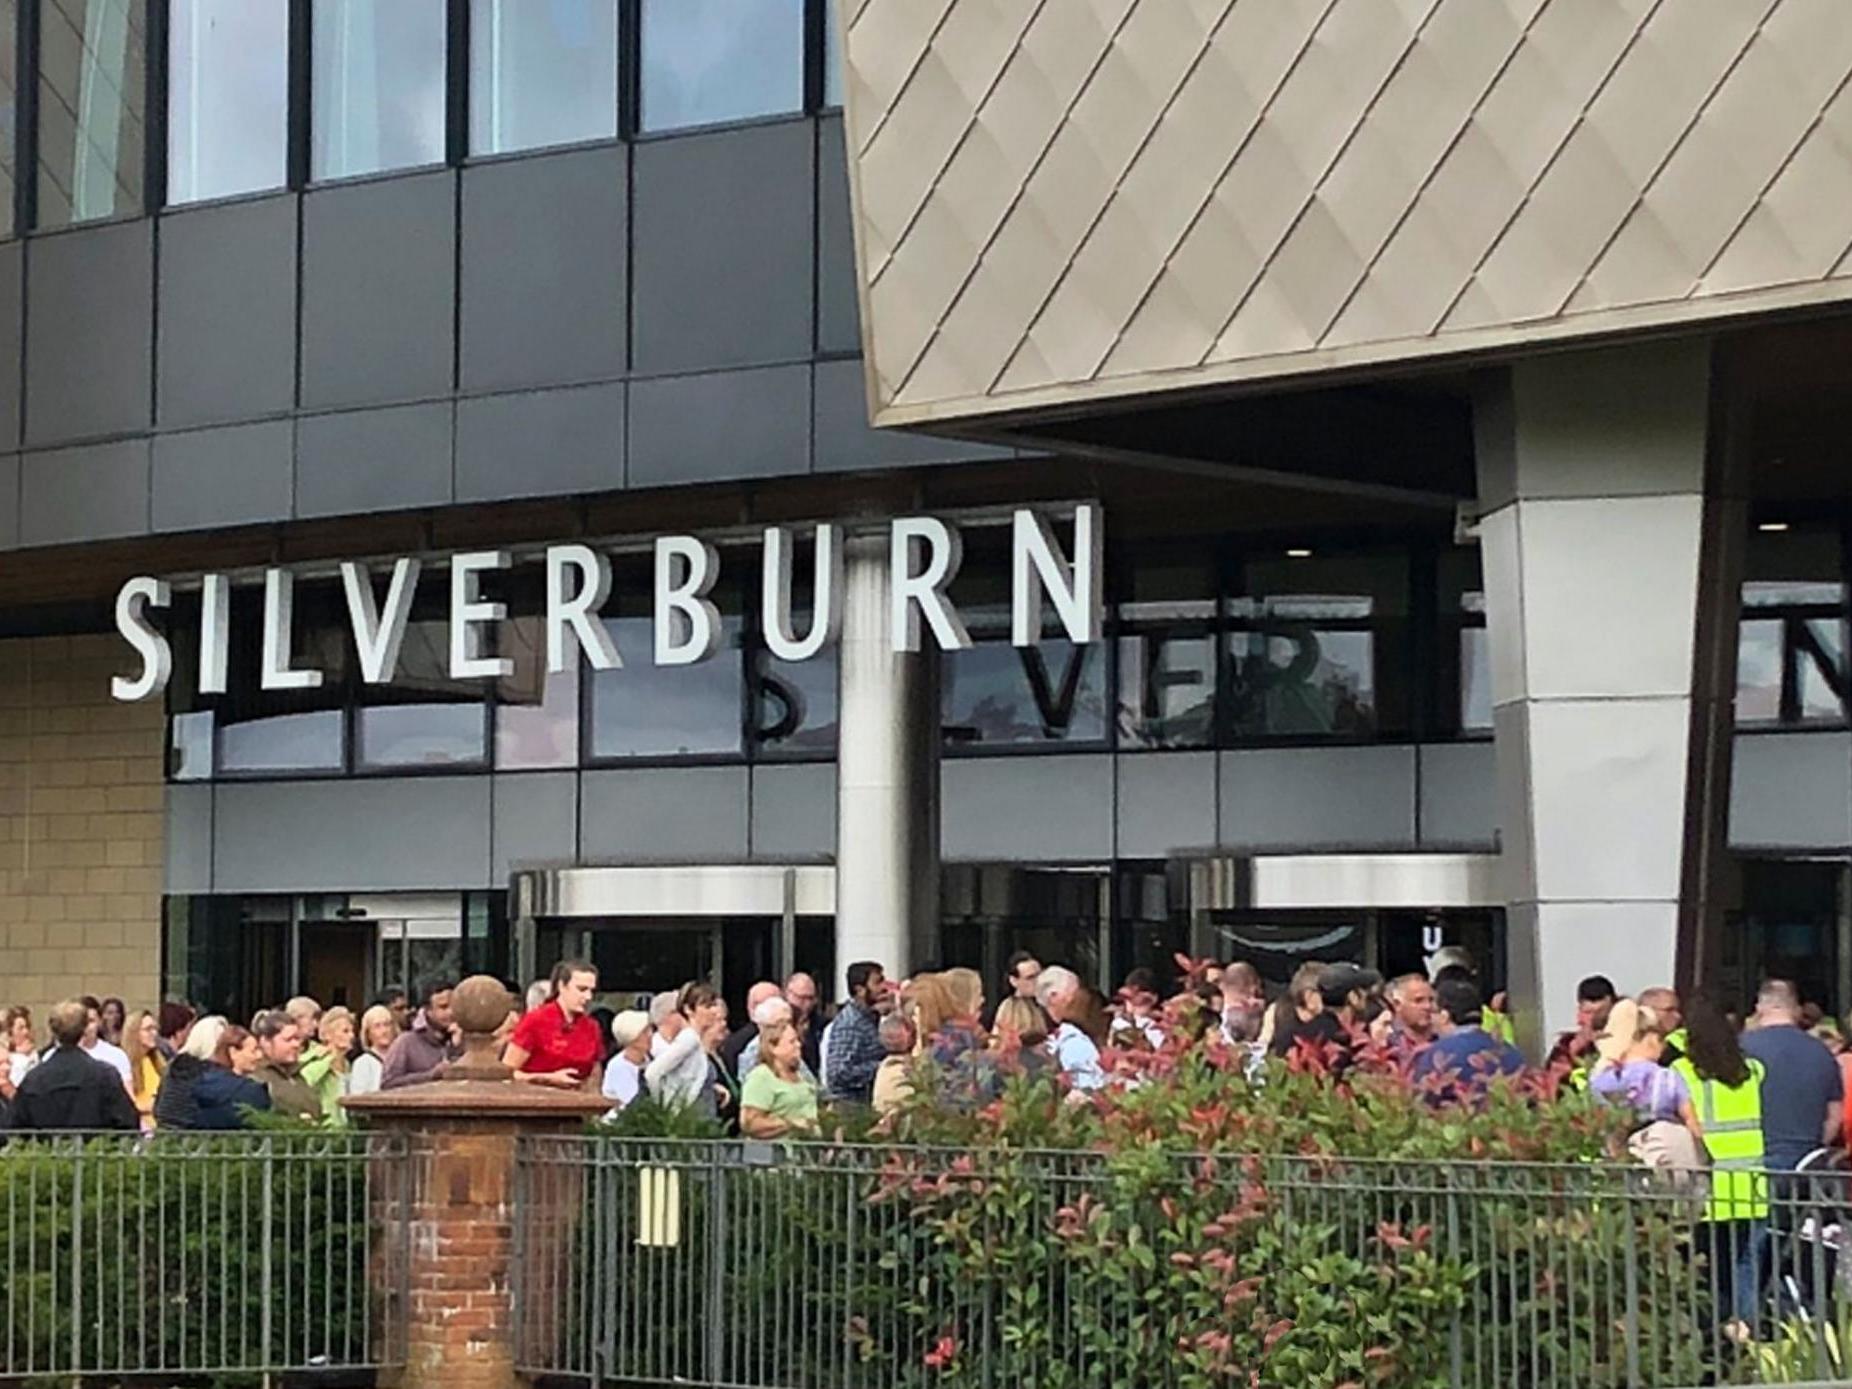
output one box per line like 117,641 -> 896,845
348,1070 -> 607,1387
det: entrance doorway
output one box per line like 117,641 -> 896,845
513,866 -> 836,1018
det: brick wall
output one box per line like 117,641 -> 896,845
0,634 -> 165,1026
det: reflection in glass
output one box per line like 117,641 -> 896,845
469,0 -> 618,154
1,0 -> 17,237
1736,580 -> 1847,726
312,0 -> 447,180
496,616 -> 581,769
753,646 -> 838,756
944,608 -> 1108,747
218,710 -> 345,775
639,0 -> 804,132
36,0 -> 146,226
1226,599 -> 1375,738
1458,590 -> 1491,733
167,0 -> 288,203
1117,630 -> 1215,749
355,620 -> 489,769
589,615 -> 744,758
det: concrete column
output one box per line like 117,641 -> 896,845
835,531 -> 940,991
1475,339 -> 1736,1053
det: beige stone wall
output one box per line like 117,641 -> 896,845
0,635 -> 165,1028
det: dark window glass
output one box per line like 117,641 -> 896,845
589,609 -> 745,759
1115,554 -> 1218,750
1,0 -> 17,237
1225,550 -> 1410,740
752,645 -> 838,757
470,0 -> 618,154
1736,528 -> 1847,728
213,583 -> 350,776
167,0 -> 288,203
36,0 -> 146,227
943,606 -> 1109,749
311,0 -> 447,180
495,613 -> 581,769
355,616 -> 490,770
639,0 -> 803,133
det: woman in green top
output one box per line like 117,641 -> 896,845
300,1006 -> 356,1129
739,1017 -> 818,1139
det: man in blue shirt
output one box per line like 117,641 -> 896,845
824,961 -> 888,1104
1740,979 -> 1843,1170
1413,977 -> 1524,1104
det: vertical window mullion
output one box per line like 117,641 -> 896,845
144,0 -> 168,211
287,0 -> 310,189
18,0 -> 37,231
444,0 -> 466,163
802,0 -> 824,114
616,0 -> 638,140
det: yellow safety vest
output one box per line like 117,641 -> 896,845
1483,1006 -> 1516,1048
1672,1056 -> 1769,1223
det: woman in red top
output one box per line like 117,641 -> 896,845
504,960 -> 603,1090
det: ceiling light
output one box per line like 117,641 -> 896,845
1286,548 -> 1313,559
1757,522 -> 1790,533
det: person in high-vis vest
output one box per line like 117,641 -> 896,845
1673,996 -> 1769,1337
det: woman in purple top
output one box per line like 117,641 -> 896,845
1589,1001 -> 1689,1124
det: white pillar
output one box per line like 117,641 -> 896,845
1476,339 -> 1730,1054
835,533 -> 939,993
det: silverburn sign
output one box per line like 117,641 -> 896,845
109,506 -> 1103,702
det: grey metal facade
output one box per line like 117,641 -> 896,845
0,116 -> 1006,547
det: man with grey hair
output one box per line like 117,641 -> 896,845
1036,966 -> 1104,1092
1742,978 -> 1843,1170
722,981 -> 785,1079
784,972 -> 824,1073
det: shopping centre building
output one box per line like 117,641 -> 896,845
2,0 -> 1851,1050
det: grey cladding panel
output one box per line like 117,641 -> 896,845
214,778 -> 493,893
301,172 -> 456,409
1220,745 -> 1418,851
632,123 -> 814,374
1729,732 -> 1852,851
942,756 -> 1114,862
152,420 -> 294,532
455,384 -> 625,503
817,117 -> 862,355
493,772 -> 580,881
1116,753 -> 1216,859
751,763 -> 836,860
20,440 -> 149,546
296,403 -> 453,519
628,365 -> 810,487
0,243 -> 19,449
813,358 -> 1006,473
581,766 -> 750,862
460,146 -> 628,391
165,783 -> 214,894
1418,741 -> 1498,848
25,221 -> 154,446
157,196 -> 298,428
0,456 -> 17,550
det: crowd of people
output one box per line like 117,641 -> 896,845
2,957 -> 1848,1164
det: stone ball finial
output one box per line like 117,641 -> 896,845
450,975 -> 516,1079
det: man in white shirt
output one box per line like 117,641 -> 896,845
1036,967 -> 1105,1091
601,1011 -> 653,1111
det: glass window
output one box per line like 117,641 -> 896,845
943,608 -> 1109,749
1115,555 -> 1218,750
1225,551 -> 1410,740
36,0 -> 146,227
639,0 -> 803,133
495,614 -> 581,769
167,0 -> 288,204
1437,548 -> 1490,735
214,584 -> 349,776
1,0 -> 17,237
752,646 -> 838,757
470,0 -> 618,154
1736,528 -> 1847,728
312,0 -> 447,181
355,618 -> 490,770
589,613 -> 745,758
